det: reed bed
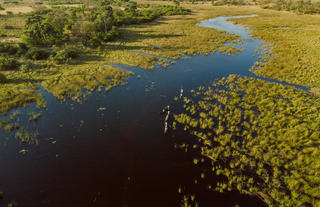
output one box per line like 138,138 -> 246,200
174,74 -> 320,206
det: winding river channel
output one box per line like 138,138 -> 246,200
0,15 -> 304,206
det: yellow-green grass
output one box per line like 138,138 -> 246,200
41,63 -> 134,101
0,53 -> 133,113
0,14 -> 25,39
104,13 -> 242,69
229,8 -> 320,88
0,6 -> 35,15
310,87 -> 320,97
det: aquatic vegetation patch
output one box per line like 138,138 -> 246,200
0,86 -> 45,114
41,64 -> 133,100
174,75 -> 320,206
0,110 -> 40,144
219,45 -> 242,55
28,112 -> 41,121
15,127 -> 39,144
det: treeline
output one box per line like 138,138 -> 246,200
0,0 -> 190,79
211,0 -> 320,14
24,1 -> 190,47
212,0 -> 247,6
48,0 -> 84,5
259,0 -> 320,14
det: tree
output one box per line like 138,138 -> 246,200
125,1 -> 137,13
94,6 -> 114,34
24,13 -> 67,45
71,19 -> 96,46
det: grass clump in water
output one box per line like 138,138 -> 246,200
15,127 -> 39,144
174,74 -> 320,206
0,86 -> 45,114
219,45 -> 242,55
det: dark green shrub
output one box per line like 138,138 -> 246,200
17,42 -> 28,56
154,5 -> 191,16
87,37 -> 102,48
51,46 -> 80,64
0,72 -> 6,83
25,47 -> 50,60
0,43 -> 18,55
19,60 -> 40,72
0,43 -> 28,56
0,56 -> 20,70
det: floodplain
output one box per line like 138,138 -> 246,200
0,0 -> 319,206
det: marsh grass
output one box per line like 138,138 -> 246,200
0,14 -> 24,39
230,9 -> 320,88
0,110 -> 40,143
174,74 -> 320,206
105,14 -> 241,69
310,87 -> 320,97
0,86 -> 45,114
41,64 -> 133,100
15,127 -> 39,144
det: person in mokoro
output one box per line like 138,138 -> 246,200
180,87 -> 183,99
164,121 -> 168,135
165,111 -> 170,122
160,105 -> 170,115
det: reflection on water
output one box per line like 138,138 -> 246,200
0,16 -> 276,206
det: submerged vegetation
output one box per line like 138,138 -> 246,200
174,75 -> 320,206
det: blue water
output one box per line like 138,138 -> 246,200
0,15 -> 304,206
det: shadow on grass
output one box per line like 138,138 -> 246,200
111,29 -> 183,48
8,77 -> 45,84
67,53 -> 105,65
